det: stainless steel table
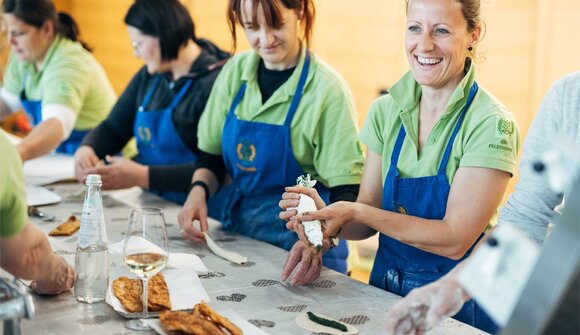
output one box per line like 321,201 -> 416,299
16,183 -> 485,335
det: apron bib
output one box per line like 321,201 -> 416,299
134,75 -> 196,204
210,50 -> 348,273
370,82 -> 498,333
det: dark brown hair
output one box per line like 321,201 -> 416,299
125,0 -> 197,62
3,0 -> 91,51
226,0 -> 315,53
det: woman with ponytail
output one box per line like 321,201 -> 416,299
0,0 -> 116,161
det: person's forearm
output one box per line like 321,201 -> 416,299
17,118 -> 63,161
349,203 -> 481,259
0,223 -> 64,283
192,168 -> 220,196
81,122 -> 132,159
150,163 -> 196,192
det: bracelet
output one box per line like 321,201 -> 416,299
328,227 -> 343,249
189,180 -> 210,202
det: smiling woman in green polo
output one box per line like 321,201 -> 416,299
280,0 -> 519,333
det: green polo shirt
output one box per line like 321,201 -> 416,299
198,46 -> 364,187
3,36 -> 116,130
0,132 -> 27,237
360,63 -> 519,184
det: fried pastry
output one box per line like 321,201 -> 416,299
195,301 -> 242,335
48,215 -> 80,236
160,301 -> 242,335
112,273 -> 171,313
160,311 -> 225,335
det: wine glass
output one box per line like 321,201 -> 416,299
122,207 -> 169,331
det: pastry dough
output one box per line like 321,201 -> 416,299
204,232 -> 248,265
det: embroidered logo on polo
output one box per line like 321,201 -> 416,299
308,280 -> 337,289
230,261 -> 256,268
251,279 -> 280,287
277,304 -> 307,312
76,315 -> 110,325
339,314 -> 370,325
199,271 -> 225,279
236,140 -> 257,172
248,319 -> 276,328
496,117 -> 515,138
216,293 -> 246,302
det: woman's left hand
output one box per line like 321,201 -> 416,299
86,155 -> 148,190
281,240 -> 324,286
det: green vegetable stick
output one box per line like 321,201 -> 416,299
307,311 -> 348,332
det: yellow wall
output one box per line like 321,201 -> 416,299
35,0 -> 580,193
53,0 -> 579,128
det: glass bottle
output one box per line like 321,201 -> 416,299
74,174 -> 109,303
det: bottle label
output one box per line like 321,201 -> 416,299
78,200 -> 101,249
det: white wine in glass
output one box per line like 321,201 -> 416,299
122,207 -> 169,331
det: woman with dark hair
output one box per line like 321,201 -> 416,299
0,0 -> 115,161
75,0 -> 228,205
178,0 -> 364,274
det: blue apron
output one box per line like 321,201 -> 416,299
370,82 -> 498,333
134,75 -> 196,205
20,74 -> 88,154
209,50 -> 348,273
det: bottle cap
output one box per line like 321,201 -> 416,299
86,174 -> 102,185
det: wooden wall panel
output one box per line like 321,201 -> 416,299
55,0 -> 142,94
28,0 -> 580,125
42,0 -> 579,168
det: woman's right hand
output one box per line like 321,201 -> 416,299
178,186 -> 209,244
31,256 -> 75,295
74,145 -> 99,183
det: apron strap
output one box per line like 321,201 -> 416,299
389,125 -> 407,169
168,79 -> 193,110
138,75 -> 162,112
437,81 -> 479,174
283,49 -> 311,127
227,82 -> 247,117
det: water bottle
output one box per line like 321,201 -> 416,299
74,174 -> 109,303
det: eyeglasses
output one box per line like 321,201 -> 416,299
9,30 -> 28,39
